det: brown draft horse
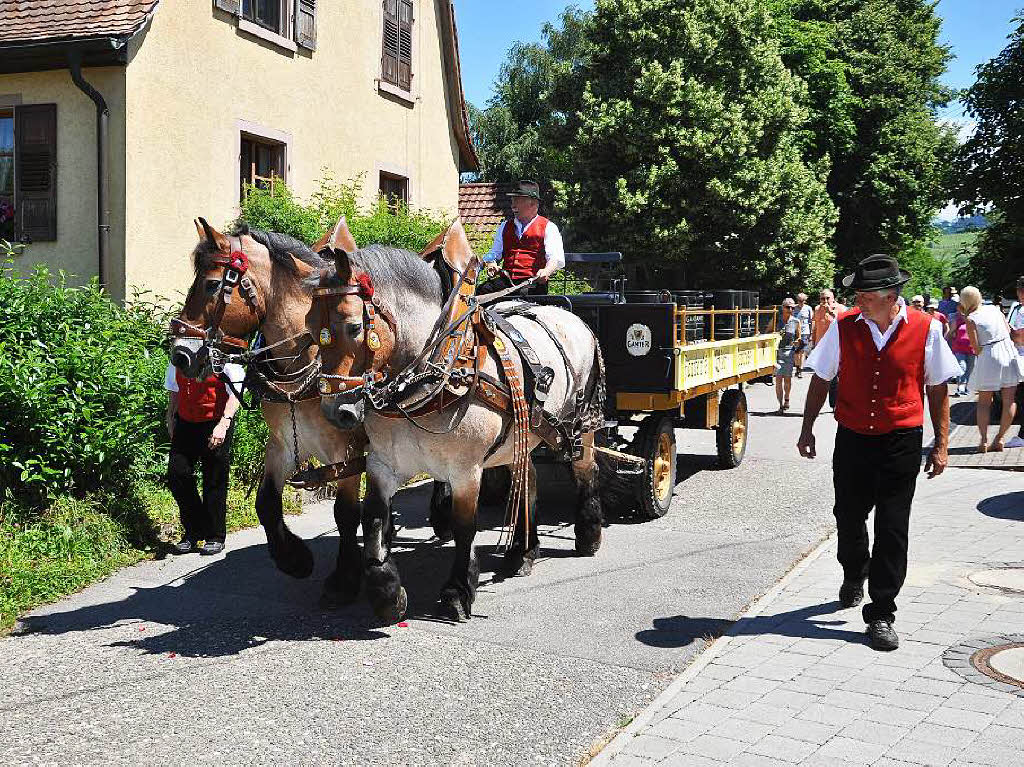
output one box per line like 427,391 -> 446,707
170,216 -> 368,604
307,220 -> 606,622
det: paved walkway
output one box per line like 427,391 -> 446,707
594,468 -> 1024,767
947,398 -> 1024,471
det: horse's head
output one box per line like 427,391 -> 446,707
308,244 -> 399,430
170,218 -> 269,378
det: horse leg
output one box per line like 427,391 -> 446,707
502,461 -> 540,577
255,442 -> 314,578
362,463 -> 406,623
572,433 -> 603,556
321,474 -> 362,607
428,481 -> 454,542
439,472 -> 482,621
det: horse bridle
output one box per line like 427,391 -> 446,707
310,270 -> 398,397
170,236 -> 264,355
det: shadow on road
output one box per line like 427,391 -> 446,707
977,491 -> 1024,521
951,401 -> 977,426
636,602 -> 867,650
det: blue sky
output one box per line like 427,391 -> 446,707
457,0 -> 1021,118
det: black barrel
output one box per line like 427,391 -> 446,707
704,289 -> 744,340
673,290 -> 706,343
625,290 -> 673,304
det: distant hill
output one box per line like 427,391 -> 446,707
933,215 -> 988,234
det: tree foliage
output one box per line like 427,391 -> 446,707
953,15 -> 1024,296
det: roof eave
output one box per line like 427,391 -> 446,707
0,37 -> 129,74
440,1 -> 479,173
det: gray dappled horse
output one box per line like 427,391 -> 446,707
309,220 -> 605,622
170,217 -> 371,605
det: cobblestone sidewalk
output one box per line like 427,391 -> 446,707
593,468 -> 1024,767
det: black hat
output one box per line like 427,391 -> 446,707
841,254 -> 911,292
506,180 -> 542,201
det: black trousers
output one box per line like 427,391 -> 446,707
166,416 -> 233,542
832,425 -> 922,624
478,272 -> 549,297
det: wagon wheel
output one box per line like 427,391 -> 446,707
716,389 -> 748,468
634,414 -> 677,520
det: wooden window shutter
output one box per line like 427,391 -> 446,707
295,0 -> 316,50
382,0 -> 400,87
213,0 -> 240,14
398,0 -> 413,91
15,104 -> 57,242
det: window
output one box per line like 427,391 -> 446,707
0,109 -> 13,242
379,171 -> 408,211
382,0 -> 414,92
240,134 -> 286,201
0,104 -> 57,243
241,0 -> 283,34
214,0 -> 316,51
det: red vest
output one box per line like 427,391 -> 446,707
835,307 -> 931,435
175,370 -> 228,423
502,216 -> 548,281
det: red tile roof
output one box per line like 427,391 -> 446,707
0,0 -> 159,45
459,182 -> 514,248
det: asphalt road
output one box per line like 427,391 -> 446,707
1,377 -> 842,766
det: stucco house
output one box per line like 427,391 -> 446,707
0,0 -> 477,301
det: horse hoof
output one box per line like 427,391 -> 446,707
502,551 -> 534,577
373,587 -> 408,624
439,587 -> 470,622
575,533 -> 602,557
431,526 -> 454,544
320,577 -> 360,609
270,536 -> 315,579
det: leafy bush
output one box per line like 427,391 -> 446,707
239,173 -> 448,253
0,250 -> 171,506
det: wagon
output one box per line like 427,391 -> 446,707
521,252 -> 781,519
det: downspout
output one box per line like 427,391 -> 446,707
68,51 -> 110,290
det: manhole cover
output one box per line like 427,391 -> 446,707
968,568 -> 1024,594
943,635 -> 1024,696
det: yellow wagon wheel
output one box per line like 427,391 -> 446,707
634,414 -> 676,520
716,388 -> 749,468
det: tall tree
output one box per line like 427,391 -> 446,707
953,15 -> 1024,296
559,0 -> 837,291
772,0 -> 957,271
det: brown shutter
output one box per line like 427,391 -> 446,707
214,0 -> 240,14
398,0 -> 413,91
15,104 -> 57,242
382,0 -> 400,87
295,0 -> 316,50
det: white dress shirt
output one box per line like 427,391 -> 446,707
483,215 -> 566,272
805,299 -> 961,386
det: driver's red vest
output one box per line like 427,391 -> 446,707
834,307 -> 930,435
502,216 -> 548,281
175,370 -> 228,423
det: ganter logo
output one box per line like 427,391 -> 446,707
626,323 -> 652,356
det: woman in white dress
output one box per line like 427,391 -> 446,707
963,286 -> 1024,451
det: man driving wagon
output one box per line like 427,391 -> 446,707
479,179 -> 565,296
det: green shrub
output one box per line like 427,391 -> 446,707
239,173 -> 448,253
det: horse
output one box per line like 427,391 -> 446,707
169,216 -> 370,605
306,219 -> 605,622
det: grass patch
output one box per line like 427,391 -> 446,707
929,231 -> 979,266
0,478 -> 301,633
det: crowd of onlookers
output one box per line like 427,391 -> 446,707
774,278 -> 1024,452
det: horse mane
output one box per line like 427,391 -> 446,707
191,222 -> 328,276
308,244 -> 444,311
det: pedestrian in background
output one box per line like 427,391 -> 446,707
910,295 -> 925,311
793,292 -> 813,377
947,303 -> 975,397
812,289 -> 846,409
961,285 -> 1024,452
165,361 -> 244,555
937,286 -> 960,325
775,297 -> 802,412
799,254 -> 959,651
1005,276 -> 1024,448
925,299 -> 948,332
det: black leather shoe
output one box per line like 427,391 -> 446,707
867,620 -> 899,651
839,580 -> 865,608
169,538 -> 196,555
198,540 -> 225,556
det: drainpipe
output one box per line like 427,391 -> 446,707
68,51 -> 110,290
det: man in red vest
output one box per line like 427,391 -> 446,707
480,180 -> 565,296
798,254 -> 960,651
164,360 -> 244,555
